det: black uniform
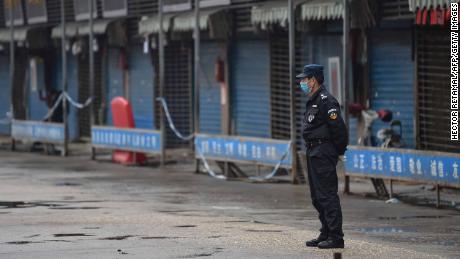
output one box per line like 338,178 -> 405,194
303,85 -> 348,241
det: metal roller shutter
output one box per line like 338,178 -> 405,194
129,46 -> 155,129
78,47 -> 104,138
199,41 -> 222,134
155,41 -> 192,148
28,57 -> 49,121
231,39 -> 270,138
270,32 -> 290,141
416,27 -> 457,152
0,55 -> 10,134
370,31 -> 415,148
106,48 -> 124,126
67,54 -> 79,140
54,52 -> 79,139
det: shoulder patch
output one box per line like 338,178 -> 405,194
328,109 -> 338,120
320,94 -> 328,100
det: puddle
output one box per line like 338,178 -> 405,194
100,235 -> 136,240
245,229 -> 282,233
54,233 -> 93,237
175,225 -> 197,228
24,234 -> 40,238
252,220 -> 270,225
50,207 -> 101,210
181,253 -> 215,258
140,236 -> 182,240
55,182 -> 82,187
357,227 -> 412,234
378,215 -> 448,220
4,241 -> 43,245
0,201 -> 61,209
117,249 -> 129,255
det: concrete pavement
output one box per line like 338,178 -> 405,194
0,149 -> 459,258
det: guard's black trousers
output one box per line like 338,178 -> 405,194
306,142 -> 344,240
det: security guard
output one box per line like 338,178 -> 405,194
296,64 -> 348,249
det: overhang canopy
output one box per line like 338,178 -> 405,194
251,1 -> 289,29
78,19 -> 117,36
51,22 -> 83,39
408,0 -> 453,12
0,26 -> 48,42
301,0 -> 343,21
138,14 -> 175,36
172,8 -> 224,31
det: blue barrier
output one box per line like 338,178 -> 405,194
195,134 -> 292,168
11,120 -> 64,143
91,126 -> 162,154
345,146 -> 460,187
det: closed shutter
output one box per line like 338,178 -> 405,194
0,55 -> 10,134
270,32 -> 290,141
129,46 -> 155,129
106,48 -> 124,126
54,52 -> 79,139
199,41 -> 222,134
67,54 -> 79,139
380,0 -> 413,20
231,39 -> 270,138
416,27 -> 457,152
370,31 -> 415,148
155,41 -> 192,148
28,57 -> 49,121
78,48 -> 104,138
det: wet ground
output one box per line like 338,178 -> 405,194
0,149 -> 459,258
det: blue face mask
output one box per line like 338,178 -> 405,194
300,82 -> 310,94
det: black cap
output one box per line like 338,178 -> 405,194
296,64 -> 324,79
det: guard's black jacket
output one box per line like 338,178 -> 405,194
302,86 -> 348,155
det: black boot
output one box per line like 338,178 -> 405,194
305,235 -> 328,247
317,238 -> 344,249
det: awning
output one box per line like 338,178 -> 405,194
78,19 -> 117,36
172,8 -> 223,31
301,0 -> 343,21
138,14 -> 175,36
408,0 -> 453,12
251,1 -> 289,29
0,26 -> 47,42
51,22 -> 83,39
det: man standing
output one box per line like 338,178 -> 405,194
296,64 -> 348,249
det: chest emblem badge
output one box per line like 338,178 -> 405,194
308,114 -> 315,123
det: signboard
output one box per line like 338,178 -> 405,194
25,0 -> 47,24
195,134 -> 292,168
91,126 -> 162,153
12,120 -> 64,143
74,0 -> 98,21
102,0 -> 127,18
345,146 -> 460,187
200,0 -> 231,8
163,0 -> 191,13
3,0 -> 25,26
